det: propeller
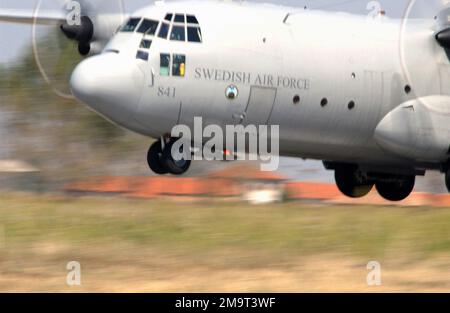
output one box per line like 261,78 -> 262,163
30,0 -> 127,99
58,0 -> 126,55
397,0 -> 450,107
60,16 -> 94,54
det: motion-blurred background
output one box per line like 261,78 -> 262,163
0,0 -> 449,292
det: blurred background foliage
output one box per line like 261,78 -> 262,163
0,29 -> 149,186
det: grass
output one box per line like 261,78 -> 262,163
0,193 -> 450,291
2,193 -> 450,258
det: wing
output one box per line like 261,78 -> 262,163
0,9 -> 66,25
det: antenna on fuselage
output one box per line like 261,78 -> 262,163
283,5 -> 308,24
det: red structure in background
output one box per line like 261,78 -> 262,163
65,163 -> 450,207
66,164 -> 285,201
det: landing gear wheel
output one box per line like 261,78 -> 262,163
446,169 -> 450,193
375,175 -> 415,202
147,141 -> 168,175
335,166 -> 374,198
161,139 -> 191,175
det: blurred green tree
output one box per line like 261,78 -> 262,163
0,29 -> 149,187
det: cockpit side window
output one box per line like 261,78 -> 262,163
140,39 -> 152,49
137,19 -> 159,35
136,39 -> 152,61
121,18 -> 141,32
159,53 -> 186,77
136,50 -> 149,61
158,22 -> 170,39
172,54 -> 186,77
160,53 -> 171,76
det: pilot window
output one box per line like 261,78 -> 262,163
160,54 -> 171,76
172,54 -> 186,77
136,50 -> 149,61
158,22 -> 170,39
160,13 -> 202,43
137,19 -> 159,35
186,15 -> 199,24
174,14 -> 185,23
136,38 -> 152,61
140,39 -> 152,49
170,25 -> 186,41
187,27 -> 202,43
121,18 -> 141,32
165,13 -> 173,22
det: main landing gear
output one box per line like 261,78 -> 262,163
334,164 -> 415,202
335,165 -> 374,198
375,175 -> 415,202
147,139 -> 191,175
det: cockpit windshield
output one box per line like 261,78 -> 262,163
158,22 -> 170,39
123,13 -> 202,43
121,18 -> 142,32
137,19 -> 159,35
170,25 -> 185,41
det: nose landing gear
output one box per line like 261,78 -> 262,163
147,140 -> 169,175
147,139 -> 191,175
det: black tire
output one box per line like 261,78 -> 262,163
446,170 -> 450,193
335,166 -> 373,198
375,175 -> 415,202
161,140 -> 191,175
147,141 -> 169,175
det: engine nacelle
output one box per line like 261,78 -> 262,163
374,96 -> 450,162
90,13 -> 125,43
61,13 -> 125,56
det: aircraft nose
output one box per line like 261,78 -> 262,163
70,53 -> 144,123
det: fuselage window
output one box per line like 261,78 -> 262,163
140,39 -> 152,49
160,53 -> 171,76
136,50 -> 149,61
174,14 -> 185,23
186,15 -> 199,24
170,25 -> 186,41
165,13 -> 173,22
187,27 -> 202,43
121,18 -> 141,32
137,19 -> 159,35
158,22 -> 170,39
172,54 -> 186,77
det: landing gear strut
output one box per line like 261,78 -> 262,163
334,165 -> 374,198
446,168 -> 450,193
147,139 -> 191,175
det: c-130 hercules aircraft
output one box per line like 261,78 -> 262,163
2,0 -> 450,202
